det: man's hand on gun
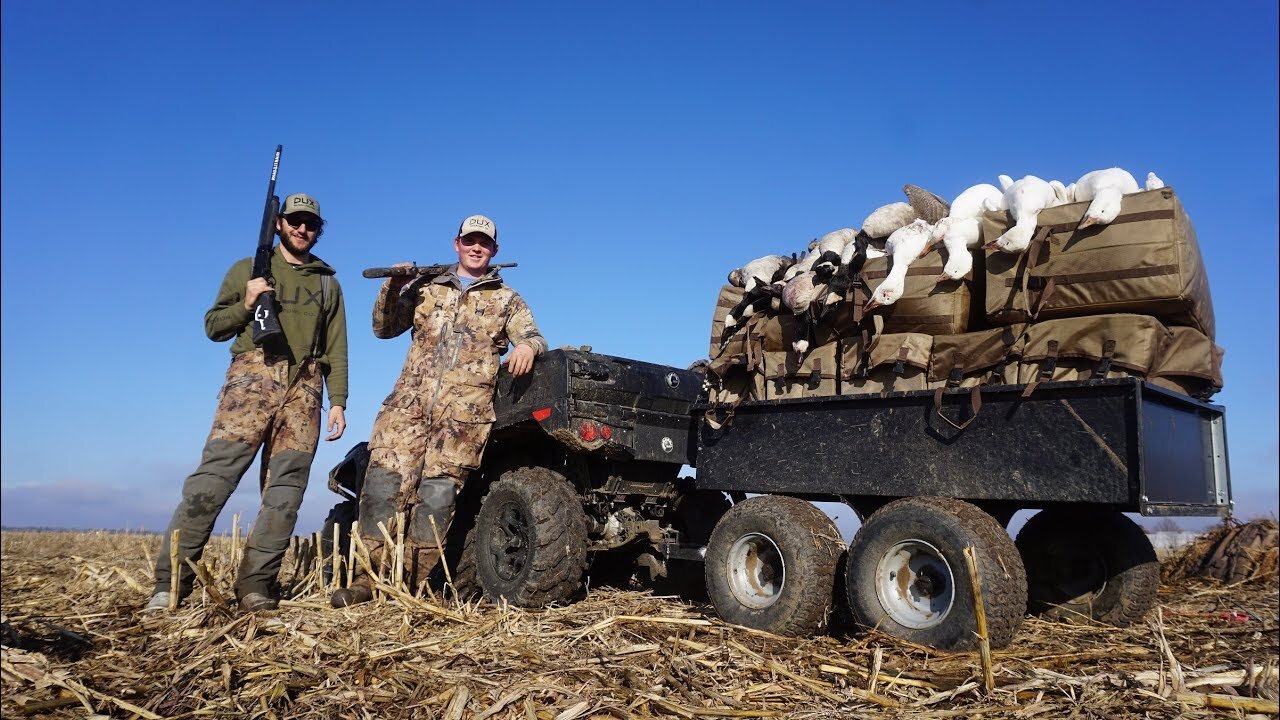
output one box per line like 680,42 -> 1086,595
244,278 -> 272,312
388,262 -> 414,290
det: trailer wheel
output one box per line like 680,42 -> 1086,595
704,496 -> 845,636
845,497 -> 1027,650
1016,509 -> 1158,626
472,466 -> 588,607
319,500 -> 358,586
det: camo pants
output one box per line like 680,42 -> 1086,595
355,399 -> 492,580
154,349 -> 323,600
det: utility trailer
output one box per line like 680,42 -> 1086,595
324,353 -> 1231,651
695,378 -> 1231,649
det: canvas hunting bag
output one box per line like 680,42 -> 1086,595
1147,325 -> 1225,400
983,188 -> 1215,338
928,324 -> 1027,389
762,342 -> 839,399
840,331 -> 933,395
1016,314 -> 1171,395
859,247 -> 981,335
709,284 -> 748,360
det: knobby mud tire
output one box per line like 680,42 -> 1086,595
845,497 -> 1027,650
1017,509 -> 1158,626
472,466 -> 588,607
704,495 -> 845,637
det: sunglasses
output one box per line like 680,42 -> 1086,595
459,235 -> 496,249
284,213 -> 323,230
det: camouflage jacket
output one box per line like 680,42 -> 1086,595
373,264 -> 547,423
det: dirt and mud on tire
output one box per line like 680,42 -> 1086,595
1018,509 -> 1159,626
845,496 -> 1027,651
471,466 -> 589,607
704,495 -> 845,637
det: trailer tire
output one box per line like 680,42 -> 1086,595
704,495 -> 845,637
319,500 -> 358,586
844,497 -> 1026,650
472,466 -> 588,607
1017,509 -> 1158,626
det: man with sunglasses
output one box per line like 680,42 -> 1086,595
331,214 -> 545,607
147,193 -> 350,613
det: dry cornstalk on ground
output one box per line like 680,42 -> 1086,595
2,528 -> 1277,719
1164,518 -> 1279,585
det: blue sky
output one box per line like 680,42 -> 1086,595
2,2 -> 1276,537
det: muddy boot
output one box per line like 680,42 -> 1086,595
330,580 -> 373,608
407,545 -> 444,591
330,538 -> 384,608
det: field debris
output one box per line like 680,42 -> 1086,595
1164,518 -> 1279,585
2,528 -> 1277,719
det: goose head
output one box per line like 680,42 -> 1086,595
863,276 -> 905,313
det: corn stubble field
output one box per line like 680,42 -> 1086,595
1,523 -> 1276,720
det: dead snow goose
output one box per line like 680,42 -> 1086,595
928,183 -> 1005,280
1074,167 -> 1140,229
1145,171 -> 1165,190
864,219 -> 934,312
727,254 -> 795,293
984,175 -> 1062,254
861,201 -> 918,239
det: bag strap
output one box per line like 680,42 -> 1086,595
309,275 -> 331,359
934,385 -> 983,430
1094,339 -> 1116,378
1021,338 -> 1059,398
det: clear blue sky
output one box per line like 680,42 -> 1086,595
2,2 -> 1276,536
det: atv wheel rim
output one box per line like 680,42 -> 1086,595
727,533 -> 785,609
489,501 -> 532,582
875,540 -> 955,629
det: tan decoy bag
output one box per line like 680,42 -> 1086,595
983,188 -> 1215,338
1015,314 -> 1172,395
859,248 -> 980,336
1147,325 -> 1225,400
762,343 -> 839,399
840,332 -> 933,396
928,324 -> 1027,389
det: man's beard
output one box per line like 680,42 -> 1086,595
281,233 -> 317,256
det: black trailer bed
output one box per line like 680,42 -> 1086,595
695,378 -> 1230,517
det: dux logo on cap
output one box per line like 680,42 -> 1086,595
467,218 -> 492,230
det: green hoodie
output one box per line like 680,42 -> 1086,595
204,246 -> 349,408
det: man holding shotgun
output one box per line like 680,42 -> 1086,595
146,184 -> 350,613
331,214 -> 545,607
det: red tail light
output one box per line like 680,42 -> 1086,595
599,425 -> 613,440
531,408 -> 552,422
579,421 -> 598,442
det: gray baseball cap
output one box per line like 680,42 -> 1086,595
281,193 -> 323,219
458,214 -> 497,242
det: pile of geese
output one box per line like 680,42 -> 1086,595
721,167 -> 1166,354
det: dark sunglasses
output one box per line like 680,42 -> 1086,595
459,235 -> 495,248
284,213 -> 323,230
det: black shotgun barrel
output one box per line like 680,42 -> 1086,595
250,145 -> 284,345
362,262 -> 517,279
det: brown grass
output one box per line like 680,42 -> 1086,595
2,528 -> 1277,719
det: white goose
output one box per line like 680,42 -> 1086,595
928,183 -> 1005,280
984,175 -> 1063,253
861,202 -> 918,239
864,219 -> 934,311
810,228 -> 858,276
1145,171 -> 1165,190
727,254 -> 794,294
1074,167 -> 1140,229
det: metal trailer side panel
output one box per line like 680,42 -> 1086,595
696,379 -> 1229,516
